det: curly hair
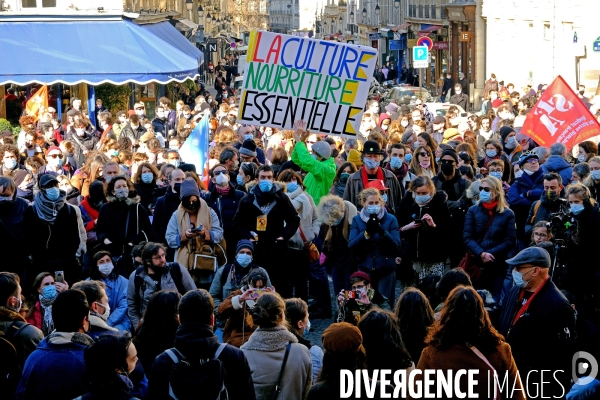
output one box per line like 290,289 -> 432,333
425,286 -> 504,352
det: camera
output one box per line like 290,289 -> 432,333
345,290 -> 361,299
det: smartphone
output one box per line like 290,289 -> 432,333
414,219 -> 423,225
55,271 -> 65,284
345,290 -> 362,299
190,225 -> 204,233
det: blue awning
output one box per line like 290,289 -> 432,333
139,20 -> 203,66
0,19 -> 199,85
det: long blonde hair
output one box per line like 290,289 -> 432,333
481,176 -> 509,213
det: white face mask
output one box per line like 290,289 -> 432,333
95,302 -> 111,321
98,262 -> 114,276
215,172 -> 229,186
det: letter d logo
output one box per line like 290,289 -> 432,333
572,351 -> 598,385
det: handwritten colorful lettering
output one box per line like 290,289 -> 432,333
237,31 -> 377,137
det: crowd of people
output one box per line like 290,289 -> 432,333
1,69 -> 600,400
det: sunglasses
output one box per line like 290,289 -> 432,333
479,187 -> 492,192
47,154 -> 61,159
525,158 -> 539,164
213,170 -> 227,176
417,152 -> 429,157
135,107 -> 144,111
440,159 -> 455,165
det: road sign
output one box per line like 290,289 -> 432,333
594,37 -> 600,52
416,36 -> 433,51
413,45 -> 429,68
208,41 -> 217,52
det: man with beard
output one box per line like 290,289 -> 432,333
524,173 -> 565,239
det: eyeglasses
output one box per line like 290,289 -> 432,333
525,158 -> 539,164
417,152 -> 429,157
135,107 -> 144,111
47,154 -> 61,159
479,187 -> 492,192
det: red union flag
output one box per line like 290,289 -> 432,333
521,76 -> 600,149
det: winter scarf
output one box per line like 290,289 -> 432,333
286,187 -> 311,220
40,293 -> 57,335
359,205 -> 386,223
175,199 -> 212,269
240,325 -> 298,352
252,183 -> 278,207
332,180 -> 346,197
47,331 -> 95,346
360,166 -> 384,188
33,189 -> 67,224
324,201 -> 356,244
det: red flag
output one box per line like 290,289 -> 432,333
521,76 -> 600,150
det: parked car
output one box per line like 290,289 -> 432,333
382,86 -> 432,107
424,103 -> 467,117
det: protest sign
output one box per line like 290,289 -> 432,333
521,76 -> 600,149
237,31 -> 377,138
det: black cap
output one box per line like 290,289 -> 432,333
39,174 -> 58,189
362,140 -> 385,155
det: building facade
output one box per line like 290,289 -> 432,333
269,0 -> 300,34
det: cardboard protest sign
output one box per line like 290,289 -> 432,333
521,76 -> 600,149
237,31 -> 377,137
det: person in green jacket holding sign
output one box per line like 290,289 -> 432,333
291,120 -> 337,205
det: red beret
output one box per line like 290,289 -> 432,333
350,271 -> 371,284
322,322 -> 363,354
46,146 -> 61,154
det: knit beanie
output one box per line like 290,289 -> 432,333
499,126 -> 515,143
311,141 -> 332,160
322,322 -> 364,354
239,139 -> 257,157
236,239 -> 254,255
441,149 -> 459,164
347,149 -> 363,168
180,178 -> 200,200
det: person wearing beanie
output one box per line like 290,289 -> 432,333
335,270 -> 391,326
442,128 -> 461,144
210,238 -> 272,330
234,126 -> 266,164
498,247 -> 575,398
165,178 -> 224,289
499,126 -> 522,163
233,165 -> 300,292
343,139 -> 403,213
37,145 -> 74,180
239,138 -> 259,163
291,121 -> 337,204
346,149 -> 363,168
431,115 -> 446,144
431,149 -> 471,267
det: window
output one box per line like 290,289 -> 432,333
22,0 -> 56,7
418,4 -> 423,18
431,5 -> 436,19
425,4 -> 429,18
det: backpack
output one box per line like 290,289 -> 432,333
0,321 -> 30,397
219,263 -> 260,287
165,343 -> 228,400
134,263 -> 186,298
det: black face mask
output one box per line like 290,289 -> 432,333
441,163 -> 455,176
173,183 -> 182,194
183,199 -> 200,212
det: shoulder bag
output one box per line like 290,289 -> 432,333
271,342 -> 292,400
458,212 -> 496,282
299,227 -> 320,264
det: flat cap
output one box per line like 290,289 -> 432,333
505,247 -> 551,268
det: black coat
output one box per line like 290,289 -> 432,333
148,323 -> 255,400
441,77 -> 454,96
133,182 -> 156,210
96,198 -> 153,258
398,191 -> 451,263
319,223 -> 356,273
232,185 -> 300,265
23,202 -> 81,274
449,93 -> 470,111
0,197 -> 30,275
201,184 -> 245,259
498,279 -> 575,397
151,186 -> 180,245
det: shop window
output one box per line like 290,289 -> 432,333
22,0 -> 56,7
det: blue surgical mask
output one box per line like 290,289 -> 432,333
479,190 -> 492,203
405,153 -> 413,163
435,157 -> 440,163
236,253 -> 252,267
287,182 -> 299,193
413,141 -> 419,149
332,214 -> 344,226
48,157 -> 63,168
236,175 -> 245,186
390,156 -> 403,169
363,157 -> 379,170
244,134 -> 253,141
45,187 -> 61,201
512,267 -> 534,288
141,172 -> 154,184
172,160 -> 181,168
591,170 -> 600,181
304,320 -> 311,335
42,285 -> 57,299
366,205 -> 381,215
490,171 -> 503,180
259,179 -> 273,192
115,187 -> 129,199
505,137 -> 516,149
382,194 -> 388,203
571,203 -> 585,215
3,159 -> 16,170
486,149 -> 497,158
415,194 -> 431,204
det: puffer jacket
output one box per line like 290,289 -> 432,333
291,142 -> 336,205
463,203 -> 516,262
508,169 -> 544,233
348,211 -> 401,272
90,274 -> 131,333
241,326 -> 312,400
397,191 -> 451,263
126,263 -> 196,329
542,155 -> 573,186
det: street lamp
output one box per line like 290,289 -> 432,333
394,0 -> 400,8
375,3 -> 380,15
185,0 -> 193,12
198,5 -> 204,19
362,7 -> 367,18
